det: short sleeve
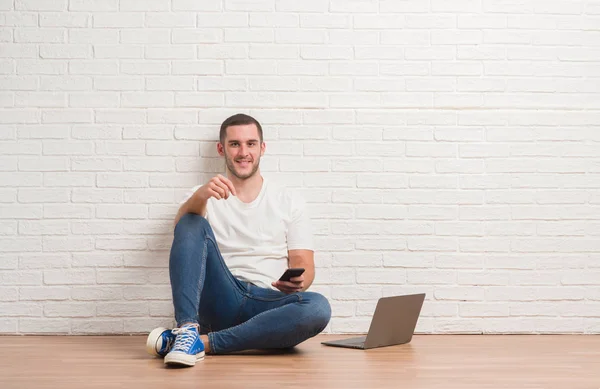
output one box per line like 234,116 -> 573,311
286,193 -> 314,251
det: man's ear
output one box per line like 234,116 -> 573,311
217,142 -> 225,156
260,141 -> 266,156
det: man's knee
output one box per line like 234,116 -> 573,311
175,213 -> 210,234
304,292 -> 331,333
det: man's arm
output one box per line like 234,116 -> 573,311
174,191 -> 208,227
173,175 -> 237,227
288,249 -> 315,291
288,250 -> 315,291
271,249 -> 315,293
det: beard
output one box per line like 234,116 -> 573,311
225,153 -> 261,180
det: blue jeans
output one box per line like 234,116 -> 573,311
169,213 -> 331,354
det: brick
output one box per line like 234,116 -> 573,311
40,44 -> 90,59
435,254 -> 484,269
355,238 -> 406,251
435,287 -> 485,301
0,301 -> 41,316
0,271 -> 41,285
408,237 -> 457,252
44,269 -> 95,285
71,221 -> 124,236
18,220 -> 70,235
44,302 -> 95,317
20,319 -> 70,334
124,317 -> 175,333
486,287 -> 537,301
96,237 -> 147,251
15,28 -> 65,43
40,13 -> 89,27
460,303 -> 509,317
93,12 -> 144,28
408,206 -> 457,221
96,269 -> 148,284
173,0 -> 221,11
93,45 -> 144,59
96,302 -> 148,317
148,109 -> 197,124
69,60 -> 118,75
43,236 -> 94,252
69,29 -> 118,44
71,286 -> 122,301
406,270 -> 455,284
120,0 -> 170,11
0,172 -> 41,187
16,0 -> 66,11
1,318 -> 18,334
0,204 -> 41,219
96,204 -> 147,219
72,319 -> 123,334
41,109 -> 92,124
43,204 -> 93,219
19,254 -> 69,269
15,92 -> 66,108
0,253 -> 17,269
145,12 -> 194,27
0,44 -> 36,59
420,302 -> 458,318
384,253 -> 435,268
70,0 -> 118,10
40,76 -> 92,91
19,286 -> 71,301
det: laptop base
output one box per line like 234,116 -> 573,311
321,336 -> 367,350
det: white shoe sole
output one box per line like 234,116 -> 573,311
164,351 -> 205,367
146,327 -> 169,357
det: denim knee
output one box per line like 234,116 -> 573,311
303,292 -> 331,334
175,213 -> 210,235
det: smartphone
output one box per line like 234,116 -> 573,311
278,268 -> 305,282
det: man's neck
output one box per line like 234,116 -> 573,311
227,171 -> 264,203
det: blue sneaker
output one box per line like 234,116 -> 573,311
164,324 -> 205,367
146,327 -> 176,357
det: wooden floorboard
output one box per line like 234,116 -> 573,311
1,334 -> 599,389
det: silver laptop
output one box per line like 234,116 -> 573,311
321,293 -> 425,350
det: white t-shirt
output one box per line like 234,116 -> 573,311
179,177 -> 313,289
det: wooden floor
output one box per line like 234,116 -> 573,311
1,334 -> 599,389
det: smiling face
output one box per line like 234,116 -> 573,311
218,123 -> 265,180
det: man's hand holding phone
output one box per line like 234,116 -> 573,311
272,268 -> 305,294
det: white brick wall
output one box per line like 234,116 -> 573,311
1,0 -> 600,335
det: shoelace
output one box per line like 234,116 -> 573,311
164,335 -> 175,352
171,327 -> 197,352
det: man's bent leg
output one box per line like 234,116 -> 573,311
169,213 -> 246,328
167,213 -> 247,364
207,286 -> 331,354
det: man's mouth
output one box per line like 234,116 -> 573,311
236,160 -> 251,167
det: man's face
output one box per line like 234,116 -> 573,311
219,123 -> 265,180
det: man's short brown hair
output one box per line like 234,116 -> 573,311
219,113 -> 263,144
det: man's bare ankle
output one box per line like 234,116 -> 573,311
200,335 -> 212,354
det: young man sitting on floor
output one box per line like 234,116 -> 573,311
145,113 -> 331,367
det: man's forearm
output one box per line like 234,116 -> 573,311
174,192 -> 208,227
302,267 -> 315,291
288,249 -> 316,291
